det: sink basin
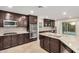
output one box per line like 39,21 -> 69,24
47,33 -> 61,38
53,35 -> 61,38
3,32 -> 17,36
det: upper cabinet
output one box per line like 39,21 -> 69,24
28,15 -> 37,24
27,15 -> 37,31
44,19 -> 55,27
0,10 -> 28,27
14,14 -> 28,27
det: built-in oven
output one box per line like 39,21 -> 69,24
3,20 -> 17,27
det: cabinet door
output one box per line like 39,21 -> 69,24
29,16 -> 37,24
0,12 -> 5,27
43,37 -> 50,52
50,39 -> 60,53
0,37 -> 3,50
60,42 -> 73,53
40,39 -> 44,48
24,34 -> 29,43
17,34 -> 24,45
14,14 -> 27,27
39,35 -> 44,48
3,36 -> 11,49
11,35 -> 18,47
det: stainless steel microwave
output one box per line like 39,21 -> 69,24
3,20 -> 17,27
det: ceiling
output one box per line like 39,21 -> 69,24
0,6 -> 79,20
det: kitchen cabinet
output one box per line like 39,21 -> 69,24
14,14 -> 28,27
0,33 -> 31,51
50,38 -> 60,53
39,35 -> 50,52
11,35 -> 18,47
0,37 -> 3,50
17,34 -> 24,45
43,37 -> 50,52
24,34 -> 29,43
0,12 -> 5,27
0,10 -> 28,27
3,36 -> 12,49
60,42 -> 74,53
39,35 -> 60,53
28,15 -> 37,24
44,19 -> 55,27
39,35 -> 74,53
27,15 -> 37,31
40,35 -> 44,48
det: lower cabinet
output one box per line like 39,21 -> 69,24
40,37 -> 44,48
60,42 -> 74,53
39,35 -> 75,53
17,34 -> 24,45
0,37 -> 3,50
24,34 -> 29,43
0,33 -> 31,51
40,35 -> 60,53
3,36 -> 12,49
11,35 -> 18,47
50,39 -> 60,53
43,37 -> 50,52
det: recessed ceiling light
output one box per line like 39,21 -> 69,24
62,12 -> 67,15
7,6 -> 13,8
30,10 -> 34,14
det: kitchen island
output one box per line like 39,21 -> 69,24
39,32 -> 79,53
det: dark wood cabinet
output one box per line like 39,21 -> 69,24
0,10 -> 28,27
60,42 -> 74,53
0,37 -> 3,50
14,14 -> 28,27
50,38 -> 60,53
44,19 -> 55,27
28,15 -> 37,24
24,34 -> 29,43
17,34 -> 24,45
40,35 -> 44,48
3,36 -> 12,49
11,35 -> 18,47
43,37 -> 50,52
27,15 -> 37,31
0,12 -> 5,27
39,35 -> 60,53
39,35 -> 74,53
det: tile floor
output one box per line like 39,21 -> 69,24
0,41 -> 47,53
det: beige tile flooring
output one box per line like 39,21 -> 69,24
0,41 -> 47,53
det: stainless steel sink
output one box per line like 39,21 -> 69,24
46,33 -> 61,38
3,32 -> 17,36
53,35 -> 61,38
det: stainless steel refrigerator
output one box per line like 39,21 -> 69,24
29,24 -> 37,39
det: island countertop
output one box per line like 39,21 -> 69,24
39,32 -> 79,53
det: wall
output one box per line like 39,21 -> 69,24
0,27 -> 28,36
55,18 -> 79,36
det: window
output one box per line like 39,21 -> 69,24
62,22 -> 76,35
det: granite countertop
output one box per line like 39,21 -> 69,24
0,27 -> 29,36
0,31 -> 29,36
39,32 -> 79,53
